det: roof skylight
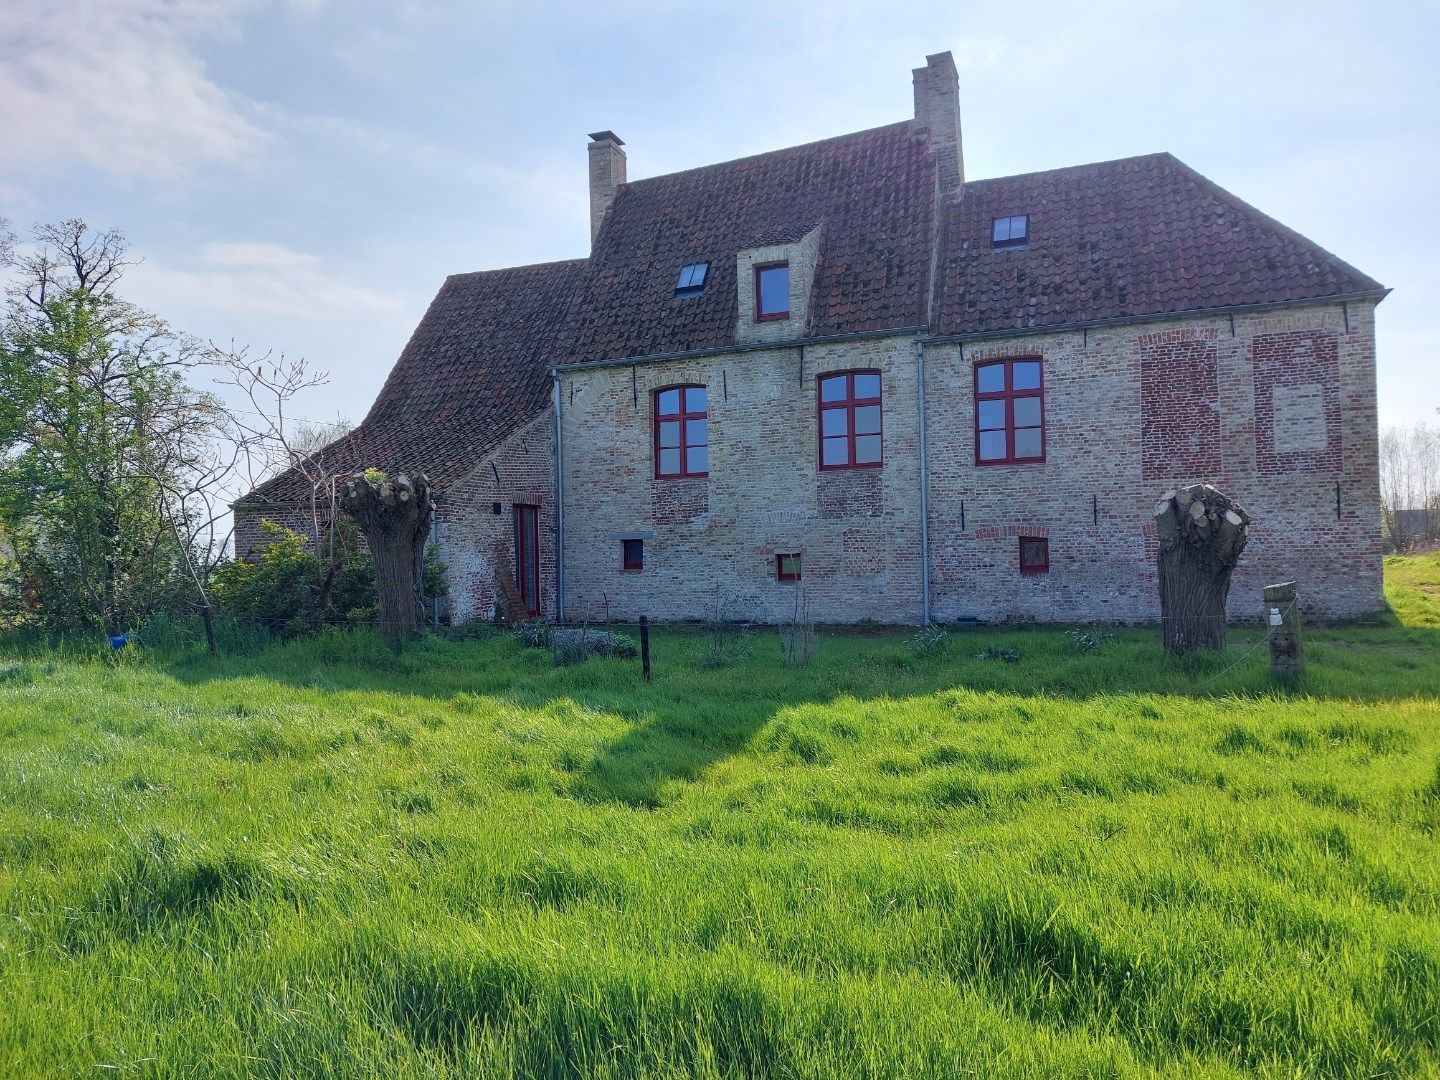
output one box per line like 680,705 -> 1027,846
674,262 -> 710,296
992,215 -> 1029,249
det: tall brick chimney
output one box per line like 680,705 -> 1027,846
587,130 -> 626,245
912,52 -> 963,193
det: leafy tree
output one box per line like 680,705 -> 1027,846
0,221 -> 214,636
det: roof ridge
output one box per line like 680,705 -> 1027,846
959,151 -> 1173,189
445,256 -> 588,281
622,119 -> 914,190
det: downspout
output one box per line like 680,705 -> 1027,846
916,339 -> 931,626
552,374 -> 566,623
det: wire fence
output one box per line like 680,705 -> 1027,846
988,601 -> 1295,695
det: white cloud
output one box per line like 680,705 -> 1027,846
128,240 -> 407,321
0,0 -> 266,179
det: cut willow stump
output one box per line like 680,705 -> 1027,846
1153,483 -> 1251,655
338,470 -> 433,645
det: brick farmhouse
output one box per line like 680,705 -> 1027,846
236,52 -> 1388,626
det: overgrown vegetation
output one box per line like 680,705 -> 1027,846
209,519 -> 445,637
0,221 -> 212,636
0,559 -> 1436,1076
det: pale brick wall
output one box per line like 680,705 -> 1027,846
558,334 -> 925,625
239,301 -> 1382,627
923,299 -> 1382,623
557,299 -> 1381,625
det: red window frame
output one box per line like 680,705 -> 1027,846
622,539 -> 643,571
777,553 -> 802,581
818,370 -> 882,471
754,262 -> 790,321
653,384 -> 708,479
1019,536 -> 1049,575
974,358 -> 1045,466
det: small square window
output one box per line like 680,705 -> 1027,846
1019,536 -> 1049,575
755,263 -> 790,320
777,552 -> 802,581
992,215 -> 1029,249
622,539 -> 644,571
674,262 -> 709,296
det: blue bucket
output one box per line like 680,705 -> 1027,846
108,632 -> 130,650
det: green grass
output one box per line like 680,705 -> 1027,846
0,566 -> 1438,1077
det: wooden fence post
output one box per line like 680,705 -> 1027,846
639,615 -> 651,682
1262,581 -> 1303,682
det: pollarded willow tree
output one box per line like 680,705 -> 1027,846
1153,484 -> 1251,655
337,470 -> 433,645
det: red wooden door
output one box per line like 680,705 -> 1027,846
514,504 -> 540,617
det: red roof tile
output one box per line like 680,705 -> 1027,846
243,258 -> 585,503
558,121 -> 937,361
244,133 -> 1385,507
935,153 -> 1383,336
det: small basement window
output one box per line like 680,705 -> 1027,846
622,539 -> 643,571
777,552 -> 802,582
755,262 -> 790,320
1019,536 -> 1049,575
992,215 -> 1029,249
674,262 -> 709,296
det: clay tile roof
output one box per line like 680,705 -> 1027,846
936,152 -> 1384,336
242,257 -> 585,503
243,134 -> 1385,509
557,120 -> 937,363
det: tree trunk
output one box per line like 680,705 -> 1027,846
1153,483 -> 1251,655
337,471 -> 433,646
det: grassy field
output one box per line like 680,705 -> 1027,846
1,560 -> 1437,1078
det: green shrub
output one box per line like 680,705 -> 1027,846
550,628 -> 637,666
513,619 -> 551,648
211,520 -> 446,638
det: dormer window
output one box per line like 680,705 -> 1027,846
674,262 -> 709,296
755,262 -> 790,320
992,215 -> 1029,250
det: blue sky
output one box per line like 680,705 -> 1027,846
3,0 -> 1436,428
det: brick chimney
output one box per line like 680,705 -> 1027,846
912,52 -> 963,193
587,130 -> 626,245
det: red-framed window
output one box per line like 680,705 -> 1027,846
819,370 -> 882,470
755,262 -> 790,321
622,539 -> 643,571
975,358 -> 1044,465
654,385 -> 708,478
777,553 -> 802,581
1019,536 -> 1049,575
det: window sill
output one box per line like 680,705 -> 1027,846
756,312 -> 790,322
975,457 -> 1045,467
819,462 -> 883,472
653,472 -> 709,482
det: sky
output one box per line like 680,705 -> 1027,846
2,0 -> 1437,431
